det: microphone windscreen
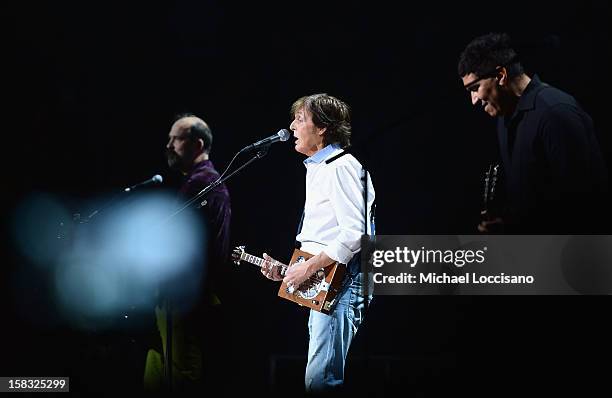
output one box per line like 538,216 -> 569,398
278,129 -> 291,142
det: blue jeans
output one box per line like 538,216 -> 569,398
305,272 -> 371,393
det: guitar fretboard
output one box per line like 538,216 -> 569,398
240,252 -> 288,275
242,253 -> 265,268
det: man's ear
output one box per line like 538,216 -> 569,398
496,66 -> 508,86
317,127 -> 327,136
196,137 -> 205,151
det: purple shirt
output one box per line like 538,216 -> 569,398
178,160 -> 231,299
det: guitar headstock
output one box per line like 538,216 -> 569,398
232,245 -> 245,265
490,164 -> 499,202
483,163 -> 500,211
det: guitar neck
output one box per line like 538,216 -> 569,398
483,163 -> 499,215
239,252 -> 288,275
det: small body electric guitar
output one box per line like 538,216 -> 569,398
232,246 -> 346,315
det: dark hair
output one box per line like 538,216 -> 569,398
458,33 -> 524,79
291,93 -> 351,148
174,112 -> 213,153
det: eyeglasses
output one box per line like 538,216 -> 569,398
463,67 -> 502,92
463,55 -> 519,92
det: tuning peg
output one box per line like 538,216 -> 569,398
232,245 -> 246,265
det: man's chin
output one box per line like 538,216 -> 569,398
294,145 -> 308,156
485,107 -> 499,117
167,159 -> 181,171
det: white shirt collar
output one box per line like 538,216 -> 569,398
303,143 -> 342,166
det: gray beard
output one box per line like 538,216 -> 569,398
166,150 -> 183,171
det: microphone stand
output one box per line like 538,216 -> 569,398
160,145 -> 270,391
85,179 -> 157,223
164,146 -> 269,222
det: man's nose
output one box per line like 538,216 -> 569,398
166,138 -> 173,149
289,120 -> 296,131
471,91 -> 479,105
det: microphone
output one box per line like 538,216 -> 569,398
124,174 -> 163,192
240,129 -> 291,152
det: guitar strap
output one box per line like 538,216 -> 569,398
324,149 -> 351,164
294,211 -> 305,249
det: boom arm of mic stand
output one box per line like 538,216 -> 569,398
163,147 -> 270,223
85,185 -> 137,223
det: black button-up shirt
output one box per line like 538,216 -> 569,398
497,75 -> 607,232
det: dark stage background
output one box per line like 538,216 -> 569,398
4,1 -> 612,395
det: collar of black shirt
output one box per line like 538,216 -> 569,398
516,74 -> 546,112
505,74 -> 547,124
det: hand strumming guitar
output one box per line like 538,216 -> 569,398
283,251 -> 335,290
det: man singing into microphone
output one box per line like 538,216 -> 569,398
260,94 -> 375,393
144,114 -> 231,392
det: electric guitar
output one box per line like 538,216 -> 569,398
232,246 -> 346,315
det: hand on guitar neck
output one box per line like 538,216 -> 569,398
260,253 -> 284,281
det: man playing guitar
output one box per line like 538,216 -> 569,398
260,94 -> 375,393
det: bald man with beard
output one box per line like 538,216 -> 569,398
144,114 -> 231,393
